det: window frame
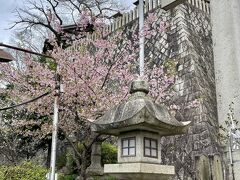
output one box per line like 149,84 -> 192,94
143,137 -> 158,158
121,137 -> 136,157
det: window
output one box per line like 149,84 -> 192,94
144,137 -> 158,158
122,137 -> 136,156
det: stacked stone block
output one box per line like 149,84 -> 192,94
161,3 -> 222,179
113,1 -> 220,179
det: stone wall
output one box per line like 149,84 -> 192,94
160,3 -> 221,179
108,1 -> 221,179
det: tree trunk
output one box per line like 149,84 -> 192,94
80,150 -> 87,180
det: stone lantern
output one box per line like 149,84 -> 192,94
92,80 -> 191,180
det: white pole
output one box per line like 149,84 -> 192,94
229,111 -> 235,180
139,0 -> 145,77
50,67 -> 60,180
50,95 -> 59,180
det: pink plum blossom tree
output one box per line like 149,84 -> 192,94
0,8 -> 196,177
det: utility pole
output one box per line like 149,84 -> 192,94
50,66 -> 60,180
139,0 -> 145,77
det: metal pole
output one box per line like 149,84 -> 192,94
229,113 -> 235,180
229,131 -> 233,165
50,66 -> 60,180
50,94 -> 59,180
139,0 -> 145,77
229,132 -> 235,180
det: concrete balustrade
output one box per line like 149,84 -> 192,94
82,0 -> 210,40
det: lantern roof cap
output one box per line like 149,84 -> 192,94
92,79 -> 191,136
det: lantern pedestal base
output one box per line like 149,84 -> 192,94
104,162 -> 175,180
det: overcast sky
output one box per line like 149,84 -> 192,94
0,0 -> 20,43
0,0 -> 133,44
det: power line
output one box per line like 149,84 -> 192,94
0,91 -> 52,111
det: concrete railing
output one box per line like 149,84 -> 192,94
187,0 -> 210,14
105,0 -> 161,34
81,0 -> 210,41
83,0 -> 161,40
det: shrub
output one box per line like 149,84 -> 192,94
56,153 -> 67,170
0,161 -> 47,180
58,174 -> 78,180
0,166 -> 7,179
101,143 -> 117,165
